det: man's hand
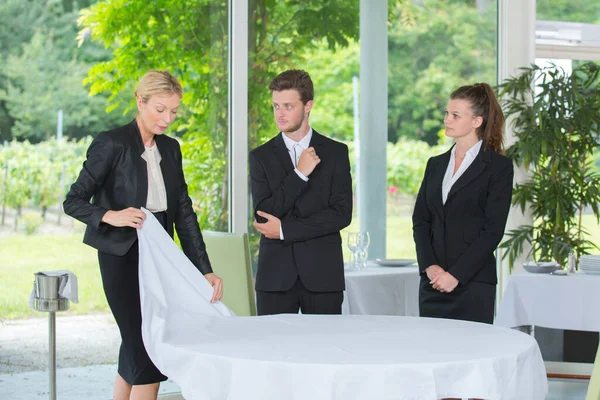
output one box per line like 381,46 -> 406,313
430,271 -> 459,293
425,264 -> 444,282
203,273 -> 223,303
101,207 -> 146,229
297,147 -> 321,177
253,211 -> 281,239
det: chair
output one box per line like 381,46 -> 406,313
202,231 -> 256,316
587,343 -> 600,400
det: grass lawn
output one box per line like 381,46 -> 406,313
0,234 -> 109,320
341,215 -> 417,260
2,214 -> 600,320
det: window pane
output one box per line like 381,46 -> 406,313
537,0 -> 600,24
0,1 -> 230,398
386,0 -> 498,259
533,58 -> 600,262
246,1 -> 360,269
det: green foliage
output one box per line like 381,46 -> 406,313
536,0 -> 600,24
0,138 -> 92,226
79,0 -> 359,232
387,0 -> 496,145
0,0 -> 128,142
302,41 -> 359,141
499,62 -> 600,268
22,213 -> 44,235
180,137 -> 228,230
387,137 -> 450,195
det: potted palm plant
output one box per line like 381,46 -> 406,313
499,62 -> 600,268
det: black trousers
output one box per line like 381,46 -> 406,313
256,277 -> 343,315
97,211 -> 168,385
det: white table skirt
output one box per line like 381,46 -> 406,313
342,265 -> 420,316
154,315 -> 547,400
495,272 -> 600,331
137,212 -> 548,400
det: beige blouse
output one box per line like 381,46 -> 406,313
141,144 -> 168,212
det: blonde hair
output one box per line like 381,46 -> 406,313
135,70 -> 183,102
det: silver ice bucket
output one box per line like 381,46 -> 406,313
33,273 -> 70,312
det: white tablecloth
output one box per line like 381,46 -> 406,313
495,272 -> 600,331
138,212 -> 547,400
166,315 -> 548,400
342,265 -> 420,316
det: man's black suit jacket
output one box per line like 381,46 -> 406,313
250,130 -> 353,292
412,144 -> 513,285
63,120 -> 213,275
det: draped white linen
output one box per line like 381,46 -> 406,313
496,271 -> 600,331
137,210 -> 547,400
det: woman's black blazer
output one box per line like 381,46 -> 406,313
63,120 -> 213,275
412,144 -> 513,285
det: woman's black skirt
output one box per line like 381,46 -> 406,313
419,276 -> 496,324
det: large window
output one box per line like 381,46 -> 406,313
536,1 -> 600,61
385,0 -> 498,259
242,1 -> 499,264
0,1 -> 229,398
245,1 -> 360,266
535,0 -> 600,247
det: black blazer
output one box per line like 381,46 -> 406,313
412,144 -> 513,285
63,120 -> 213,275
250,130 -> 353,292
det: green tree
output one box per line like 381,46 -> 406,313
0,0 -> 128,142
387,0 -> 496,145
301,41 -> 359,141
79,0 -> 359,231
1,31 -> 127,142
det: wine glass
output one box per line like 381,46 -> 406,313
355,232 -> 371,270
347,232 -> 360,270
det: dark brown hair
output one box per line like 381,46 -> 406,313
269,69 -> 314,104
450,82 -> 505,153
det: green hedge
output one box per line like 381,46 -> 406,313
1,137 -> 448,229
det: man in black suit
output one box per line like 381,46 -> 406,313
250,69 -> 352,315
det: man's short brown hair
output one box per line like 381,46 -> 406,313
268,70 -> 314,104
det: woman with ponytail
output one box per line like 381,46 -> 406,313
412,83 -> 513,324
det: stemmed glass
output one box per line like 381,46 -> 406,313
347,232 -> 360,270
355,232 -> 371,270
347,231 -> 370,271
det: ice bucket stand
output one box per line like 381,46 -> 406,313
32,272 -> 70,400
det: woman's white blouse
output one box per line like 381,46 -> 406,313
141,144 -> 168,212
441,140 -> 482,205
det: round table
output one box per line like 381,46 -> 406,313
137,213 -> 548,400
147,314 -> 547,400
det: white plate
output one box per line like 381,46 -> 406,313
372,259 -> 416,267
551,270 -> 568,276
522,262 -> 561,274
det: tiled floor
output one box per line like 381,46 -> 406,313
0,365 -> 591,399
0,365 -> 180,400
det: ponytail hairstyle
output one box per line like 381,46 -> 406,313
450,83 -> 505,153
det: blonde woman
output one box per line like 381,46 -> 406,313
64,70 -> 223,399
